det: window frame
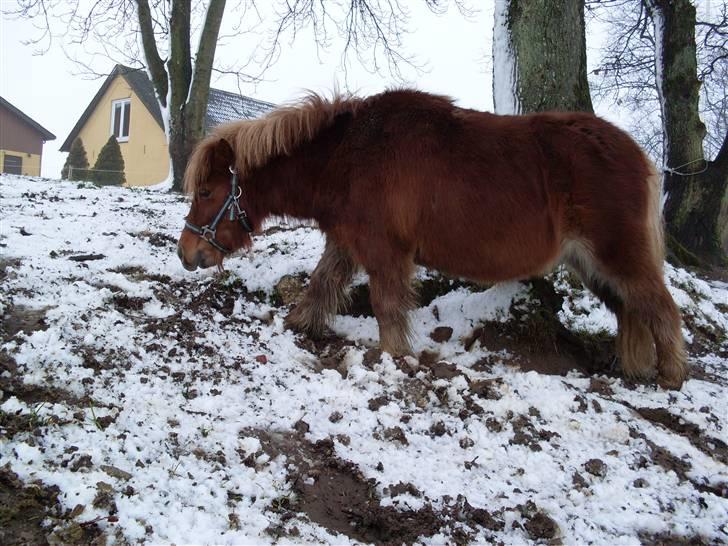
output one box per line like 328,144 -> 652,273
3,154 -> 23,175
110,98 -> 131,142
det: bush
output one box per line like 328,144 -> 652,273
92,136 -> 126,186
61,138 -> 89,180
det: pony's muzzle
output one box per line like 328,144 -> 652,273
177,244 -> 199,271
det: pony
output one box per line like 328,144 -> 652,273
177,89 -> 687,389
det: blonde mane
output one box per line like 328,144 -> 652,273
184,92 -> 364,193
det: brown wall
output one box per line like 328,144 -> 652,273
0,105 -> 44,155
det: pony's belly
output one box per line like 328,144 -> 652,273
415,233 -> 561,284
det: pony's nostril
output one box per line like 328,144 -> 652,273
177,245 -> 184,260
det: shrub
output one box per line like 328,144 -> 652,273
92,136 -> 126,186
61,138 -> 90,180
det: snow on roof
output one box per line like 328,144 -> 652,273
205,88 -> 276,131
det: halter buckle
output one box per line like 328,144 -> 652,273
201,226 -> 216,241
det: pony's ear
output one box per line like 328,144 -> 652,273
211,138 -> 235,172
184,137 -> 235,193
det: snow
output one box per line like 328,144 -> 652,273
1,174 -> 727,545
492,1 -> 519,115
651,6 -> 669,161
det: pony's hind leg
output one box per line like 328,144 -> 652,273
619,276 -> 687,389
285,237 -> 358,338
563,245 -> 656,381
575,242 -> 687,389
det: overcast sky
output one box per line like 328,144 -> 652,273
1,2 -> 493,178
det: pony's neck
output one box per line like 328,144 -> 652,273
245,116 -> 349,228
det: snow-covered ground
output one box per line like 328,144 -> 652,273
1,174 -> 726,545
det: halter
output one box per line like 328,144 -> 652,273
184,166 -> 253,254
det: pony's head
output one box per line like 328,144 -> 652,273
177,136 -> 254,271
178,92 -> 363,271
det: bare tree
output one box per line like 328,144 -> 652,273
645,0 -> 727,266
589,0 -> 727,163
589,0 -> 727,266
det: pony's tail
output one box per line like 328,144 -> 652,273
644,157 -> 666,271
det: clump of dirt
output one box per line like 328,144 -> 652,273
111,293 -> 149,312
465,279 -> 617,378
110,265 -> 172,285
130,230 -> 177,248
274,274 -> 308,306
0,465 -> 102,546
509,414 -> 560,452
294,332 -> 359,376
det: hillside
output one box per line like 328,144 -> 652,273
1,174 -> 726,545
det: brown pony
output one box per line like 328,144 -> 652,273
177,89 -> 687,389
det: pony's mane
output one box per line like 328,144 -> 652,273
184,92 -> 364,193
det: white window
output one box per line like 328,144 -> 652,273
111,99 -> 131,142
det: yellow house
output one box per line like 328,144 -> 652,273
60,65 -> 274,186
1,96 -> 56,176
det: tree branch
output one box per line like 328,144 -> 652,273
168,0 -> 192,111
187,0 -> 227,137
136,0 -> 168,107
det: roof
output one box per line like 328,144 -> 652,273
206,88 -> 276,130
0,96 -> 56,141
61,65 -> 275,151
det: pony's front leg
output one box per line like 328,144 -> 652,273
367,260 -> 417,356
285,238 -> 358,338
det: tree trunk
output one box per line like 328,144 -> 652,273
493,0 -> 593,114
137,0 -> 226,192
646,0 -> 728,266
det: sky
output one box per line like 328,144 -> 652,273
1,1 -> 493,178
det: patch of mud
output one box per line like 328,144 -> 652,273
629,426 -> 727,499
466,279 -> 616,378
1,304 -> 49,342
0,257 -> 22,283
638,531 -> 718,545
0,464 -> 103,546
243,429 -> 506,544
633,407 -> 727,465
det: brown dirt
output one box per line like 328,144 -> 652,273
628,426 -> 727,499
465,279 -> 617,378
242,428 -> 508,544
638,531 -> 721,545
0,465 -> 103,546
634,407 -> 728,465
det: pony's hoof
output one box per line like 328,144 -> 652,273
284,311 -> 326,340
656,373 -> 686,390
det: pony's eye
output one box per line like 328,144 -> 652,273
199,189 -> 212,199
